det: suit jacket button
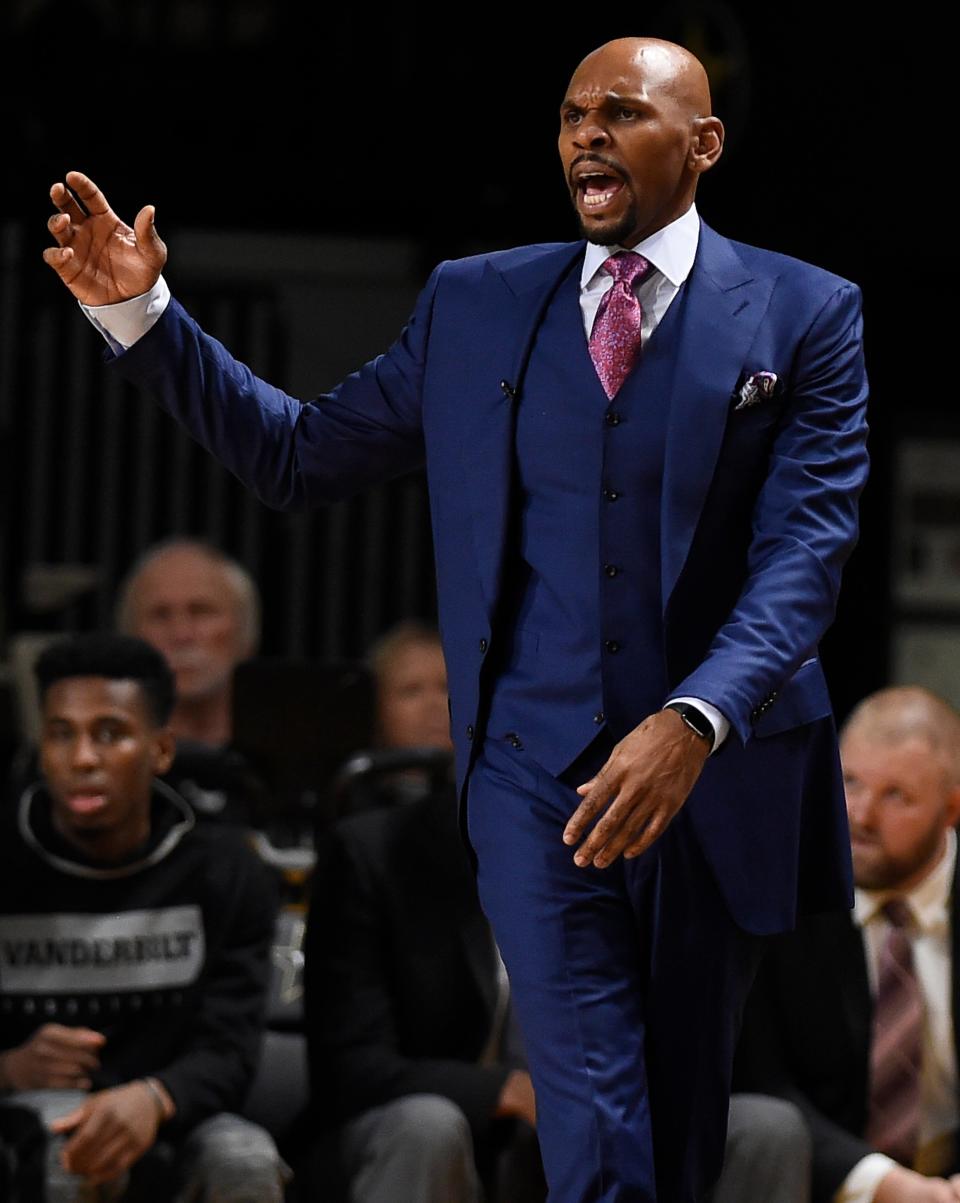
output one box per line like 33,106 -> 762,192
603,488 -> 621,501
479,638 -> 488,654
605,412 -> 622,427
594,712 -> 605,724
466,725 -> 475,740
604,640 -> 621,654
604,564 -> 620,578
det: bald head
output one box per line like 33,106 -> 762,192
559,37 -> 723,247
841,686 -> 960,784
572,38 -> 713,120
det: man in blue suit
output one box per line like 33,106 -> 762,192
44,37 -> 868,1202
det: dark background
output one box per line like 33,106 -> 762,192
1,0 -> 951,723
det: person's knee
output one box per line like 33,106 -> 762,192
727,1093 -> 811,1163
378,1094 -> 473,1162
180,1113 -> 285,1203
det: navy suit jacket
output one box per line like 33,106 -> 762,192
110,220 -> 869,935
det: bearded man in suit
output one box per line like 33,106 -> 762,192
736,688 -> 960,1203
43,36 -> 869,1202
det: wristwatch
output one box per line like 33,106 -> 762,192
664,701 -> 715,749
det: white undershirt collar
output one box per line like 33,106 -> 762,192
580,203 -> 701,293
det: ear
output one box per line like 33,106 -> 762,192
689,116 -> 724,175
945,782 -> 960,829
152,727 -> 177,778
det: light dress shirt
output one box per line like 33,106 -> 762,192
82,201 -> 730,747
836,829 -> 959,1202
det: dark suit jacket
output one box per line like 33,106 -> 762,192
109,221 -> 869,934
734,857 -> 960,1201
303,789 -> 514,1138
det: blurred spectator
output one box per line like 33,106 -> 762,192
116,539 -> 264,826
0,634 -> 285,1201
305,788 -> 543,1203
736,686 -> 960,1203
116,539 -> 260,749
368,621 -> 454,752
305,624 -> 544,1202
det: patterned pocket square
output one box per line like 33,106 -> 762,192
734,371 -> 780,411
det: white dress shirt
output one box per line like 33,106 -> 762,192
83,202 -> 730,747
836,830 -> 959,1202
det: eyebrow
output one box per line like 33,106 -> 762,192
44,711 -> 134,726
560,91 -> 649,110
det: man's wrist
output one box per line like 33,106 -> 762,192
80,276 -> 170,352
138,1076 -> 175,1123
663,696 -> 730,753
663,701 -> 715,749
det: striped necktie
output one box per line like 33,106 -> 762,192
866,897 -> 924,1165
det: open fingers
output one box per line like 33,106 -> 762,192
564,758 -> 619,847
41,245 -> 74,274
621,811 -> 670,860
47,211 -> 74,247
573,788 -> 652,868
64,170 -> 113,219
49,181 -> 87,223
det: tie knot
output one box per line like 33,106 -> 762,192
882,898 -> 912,929
602,251 -> 653,288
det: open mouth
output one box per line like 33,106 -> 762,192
575,168 -> 626,211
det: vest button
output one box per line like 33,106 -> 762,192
479,638 -> 488,654
604,640 -> 621,654
466,725 -> 475,740
603,488 -> 621,501
604,564 -> 620,578
605,412 -> 622,427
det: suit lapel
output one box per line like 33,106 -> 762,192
461,243 -> 585,617
660,224 -> 776,607
461,229 -> 781,618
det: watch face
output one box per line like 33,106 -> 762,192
669,703 -> 713,741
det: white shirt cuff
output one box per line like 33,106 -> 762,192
80,276 -> 171,353
833,1153 -> 898,1203
664,697 -> 730,753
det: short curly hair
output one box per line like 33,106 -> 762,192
34,633 -> 176,727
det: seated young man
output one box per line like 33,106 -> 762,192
0,633 -> 286,1202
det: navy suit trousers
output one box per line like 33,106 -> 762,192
466,734 -> 763,1203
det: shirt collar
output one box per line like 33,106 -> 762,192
580,203 -> 701,292
854,827 -> 956,935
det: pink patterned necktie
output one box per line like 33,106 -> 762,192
866,898 -> 924,1166
588,251 -> 654,400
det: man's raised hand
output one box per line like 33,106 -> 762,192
43,171 -> 166,306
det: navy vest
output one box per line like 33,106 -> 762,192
486,259 -> 689,776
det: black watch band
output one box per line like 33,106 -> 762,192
664,702 -> 715,748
